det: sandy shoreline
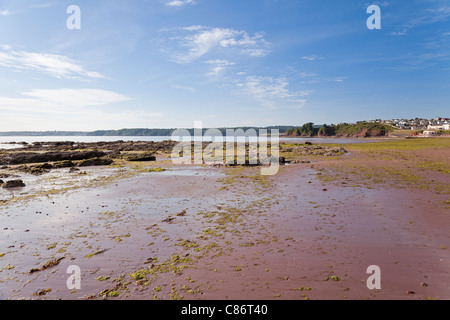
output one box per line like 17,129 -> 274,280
0,140 -> 449,300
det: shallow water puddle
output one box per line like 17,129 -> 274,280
144,166 -> 224,177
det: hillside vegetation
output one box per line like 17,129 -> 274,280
285,122 -> 395,138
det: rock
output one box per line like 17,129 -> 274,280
0,179 -> 3,186
54,160 -> 75,168
2,179 -> 26,188
33,289 -> 52,296
127,155 -> 156,162
0,150 -> 106,165
77,158 -> 113,167
69,167 -> 80,172
176,210 -> 187,217
35,163 -> 53,169
291,160 -> 311,164
162,216 -> 176,223
17,164 -> 52,175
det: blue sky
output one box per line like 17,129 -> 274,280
0,0 -> 449,131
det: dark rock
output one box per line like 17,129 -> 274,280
2,179 -> 26,188
33,289 -> 52,296
162,216 -> 176,223
54,160 -> 75,168
78,158 -> 113,167
291,160 -> 311,164
279,156 -> 291,164
35,163 -> 53,170
0,150 -> 106,165
17,164 -> 52,175
127,155 -> 156,162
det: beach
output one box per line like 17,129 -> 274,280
0,138 -> 449,300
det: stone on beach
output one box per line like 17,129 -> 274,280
2,179 -> 26,188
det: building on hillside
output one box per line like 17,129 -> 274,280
427,124 -> 446,130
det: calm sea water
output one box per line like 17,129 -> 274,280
0,135 -> 374,149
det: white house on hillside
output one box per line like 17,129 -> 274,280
427,124 -> 450,131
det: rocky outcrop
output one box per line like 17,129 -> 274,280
285,145 -> 346,156
126,155 -> 156,162
0,150 -> 106,165
14,140 -> 179,153
2,179 -> 26,188
78,158 -> 113,167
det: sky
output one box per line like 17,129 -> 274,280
0,0 -> 449,131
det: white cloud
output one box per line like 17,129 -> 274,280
0,88 -> 164,131
301,55 -> 324,61
0,88 -> 131,114
204,59 -> 235,76
241,48 -> 270,57
165,0 -> 196,7
236,75 -> 307,109
163,26 -> 270,64
1,109 -> 164,131
0,47 -> 104,80
0,10 -> 11,16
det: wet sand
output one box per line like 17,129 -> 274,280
0,156 -> 449,300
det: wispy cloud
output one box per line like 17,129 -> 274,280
236,75 -> 308,109
364,1 -> 389,8
165,0 -> 197,7
0,89 -> 168,131
301,55 -> 324,61
391,4 -> 450,36
0,89 -> 131,113
204,59 -> 235,77
171,84 -> 197,93
161,26 -> 270,64
0,46 -> 104,80
29,3 -> 54,9
0,10 -> 11,16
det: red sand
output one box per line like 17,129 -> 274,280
0,163 -> 448,300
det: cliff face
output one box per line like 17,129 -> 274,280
284,123 -> 394,138
335,127 -> 389,138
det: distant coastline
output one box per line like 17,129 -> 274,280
1,118 -> 448,138
0,126 -> 294,137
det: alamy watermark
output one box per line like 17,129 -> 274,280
65,5 -> 381,31
367,5 -> 381,30
170,121 -> 280,176
366,265 -> 381,290
66,265 -> 81,290
66,5 -> 81,30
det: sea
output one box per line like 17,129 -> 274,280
0,136 -> 375,150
